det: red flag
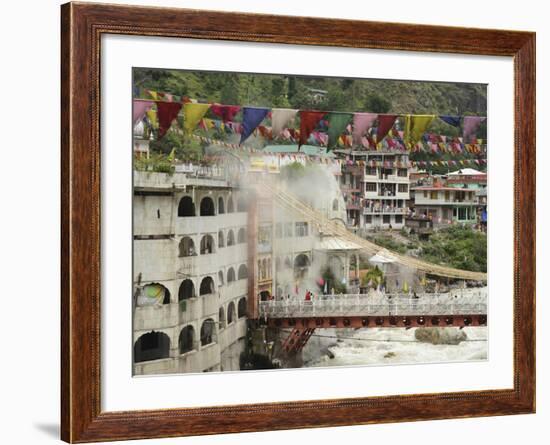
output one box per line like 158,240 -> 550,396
299,111 -> 326,147
210,104 -> 241,122
156,101 -> 182,138
376,115 -> 398,143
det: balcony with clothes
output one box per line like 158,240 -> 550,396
364,182 -> 409,200
363,199 -> 408,215
376,167 -> 409,182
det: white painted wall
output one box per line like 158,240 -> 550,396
1,0 -> 547,444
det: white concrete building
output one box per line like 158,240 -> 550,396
411,186 -> 478,226
360,151 -> 411,230
133,169 -> 249,375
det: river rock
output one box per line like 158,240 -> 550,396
414,327 -> 467,345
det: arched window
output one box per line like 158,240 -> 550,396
200,319 -> 216,346
178,326 -> 195,354
179,236 -> 196,257
218,230 -> 225,248
227,302 -> 236,324
218,307 -> 226,329
178,279 -> 195,301
294,254 -> 311,279
178,196 -> 195,217
218,196 -> 225,214
227,229 -> 235,246
227,267 -> 236,283
237,228 -> 246,243
259,291 -> 271,301
227,196 -> 235,213
138,283 -> 171,306
218,270 -> 224,286
200,197 -> 215,216
238,297 -> 247,318
332,198 -> 339,211
134,331 -> 170,363
200,234 -> 215,255
238,264 -> 248,280
199,276 -> 215,296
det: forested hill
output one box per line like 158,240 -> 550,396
134,68 -> 487,118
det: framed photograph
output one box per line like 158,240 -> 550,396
61,2 -> 535,442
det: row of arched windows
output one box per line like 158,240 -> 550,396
133,318 -> 220,363
134,297 -> 248,363
218,297 -> 247,330
178,276 -> 215,300
179,228 -> 246,257
258,257 -> 272,281
225,264 -> 248,285
138,270 -> 249,306
177,195 -> 248,218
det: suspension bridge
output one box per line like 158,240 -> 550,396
254,183 -> 487,353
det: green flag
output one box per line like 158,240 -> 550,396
327,112 -> 354,148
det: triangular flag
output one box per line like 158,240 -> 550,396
327,112 -> 354,149
133,100 -> 154,125
183,103 -> 211,135
157,101 -> 183,139
463,116 -> 486,144
240,107 -> 270,144
376,115 -> 398,143
271,108 -> 298,138
404,115 -> 435,146
146,109 -> 157,129
439,115 -> 461,127
147,90 -> 158,100
352,113 -> 377,146
299,111 -> 326,147
210,104 -> 241,122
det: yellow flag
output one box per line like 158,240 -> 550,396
404,115 -> 435,145
167,148 -> 176,161
146,109 -> 157,128
403,281 -> 409,293
183,103 -> 211,134
148,90 -> 158,100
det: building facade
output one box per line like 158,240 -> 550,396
336,150 -> 412,231
411,186 -> 478,226
133,169 -> 249,375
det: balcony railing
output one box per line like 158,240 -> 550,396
363,207 -> 407,215
259,292 -> 486,318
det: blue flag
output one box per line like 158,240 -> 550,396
240,107 -> 270,144
439,115 -> 461,127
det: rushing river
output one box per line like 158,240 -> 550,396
302,326 -> 488,368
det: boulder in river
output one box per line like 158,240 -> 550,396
414,327 -> 467,345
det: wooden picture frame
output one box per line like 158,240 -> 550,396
61,2 -> 535,442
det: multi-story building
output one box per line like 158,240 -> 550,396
360,151 -> 410,230
133,167 -> 249,375
411,185 -> 478,226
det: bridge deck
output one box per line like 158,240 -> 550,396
259,291 -> 487,319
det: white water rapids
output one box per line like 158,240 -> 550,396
302,326 -> 488,368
